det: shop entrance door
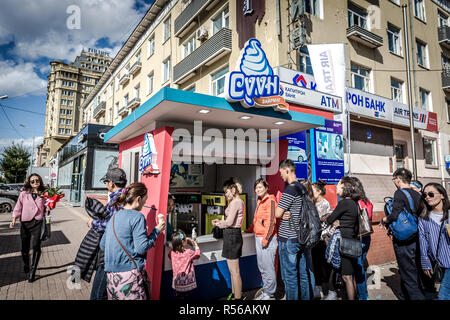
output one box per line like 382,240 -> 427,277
70,155 -> 85,204
394,143 -> 406,169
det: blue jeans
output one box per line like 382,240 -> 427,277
90,264 -> 108,300
278,239 -> 315,300
438,268 -> 450,300
355,236 -> 371,300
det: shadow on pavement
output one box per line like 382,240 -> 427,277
381,267 -> 404,300
0,231 -> 71,255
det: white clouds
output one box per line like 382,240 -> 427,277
0,136 -> 43,154
0,60 -> 47,98
0,0 -> 150,61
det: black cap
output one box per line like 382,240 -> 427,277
100,167 -> 127,185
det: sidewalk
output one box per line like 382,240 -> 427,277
0,200 -> 93,300
0,200 -> 402,300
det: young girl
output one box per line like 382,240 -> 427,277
169,230 -> 201,299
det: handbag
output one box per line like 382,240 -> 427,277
432,221 -> 445,284
40,211 -> 51,241
112,214 -> 151,298
212,226 -> 223,239
339,202 -> 363,258
358,202 -> 374,238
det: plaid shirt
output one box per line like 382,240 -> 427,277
91,189 -> 123,233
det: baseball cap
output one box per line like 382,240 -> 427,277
100,167 -> 127,185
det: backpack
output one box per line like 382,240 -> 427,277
291,182 -> 322,248
384,189 -> 418,241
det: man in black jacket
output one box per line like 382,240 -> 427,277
382,168 -> 425,300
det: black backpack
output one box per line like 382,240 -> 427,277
290,182 -> 322,248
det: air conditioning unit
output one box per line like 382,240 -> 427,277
291,27 -> 306,49
196,26 -> 209,41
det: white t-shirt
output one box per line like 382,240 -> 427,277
430,211 -> 444,226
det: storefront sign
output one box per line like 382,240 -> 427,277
225,39 -> 289,112
139,133 -> 160,175
274,66 -> 317,90
310,120 -> 345,183
282,131 -> 308,179
281,82 -> 342,113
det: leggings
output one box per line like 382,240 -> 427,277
20,219 -> 43,256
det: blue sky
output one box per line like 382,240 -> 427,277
0,0 -> 154,152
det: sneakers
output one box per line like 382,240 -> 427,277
255,292 -> 274,300
325,290 -> 338,300
227,293 -> 235,300
314,286 -> 324,300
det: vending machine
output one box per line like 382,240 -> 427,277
201,193 -> 247,235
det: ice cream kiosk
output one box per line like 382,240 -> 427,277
103,39 -> 342,299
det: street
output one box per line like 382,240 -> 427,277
0,200 -> 404,300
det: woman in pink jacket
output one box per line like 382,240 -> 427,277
10,174 -> 48,282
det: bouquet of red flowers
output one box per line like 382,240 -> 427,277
43,186 -> 65,210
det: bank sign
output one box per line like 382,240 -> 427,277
225,39 -> 289,112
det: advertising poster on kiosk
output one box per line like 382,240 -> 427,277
310,119 -> 345,183
282,131 -> 308,180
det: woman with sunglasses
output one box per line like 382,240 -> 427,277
9,174 -> 47,282
419,183 -> 450,300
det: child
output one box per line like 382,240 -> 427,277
169,231 -> 201,299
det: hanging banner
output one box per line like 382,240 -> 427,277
282,131 -> 308,180
310,120 -> 345,183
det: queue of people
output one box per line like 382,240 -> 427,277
11,162 -> 449,301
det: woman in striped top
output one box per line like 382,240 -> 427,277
419,182 -> 450,300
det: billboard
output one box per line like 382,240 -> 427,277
310,120 -> 345,183
282,131 -> 308,180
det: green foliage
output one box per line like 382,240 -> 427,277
0,143 -> 31,183
44,186 -> 63,197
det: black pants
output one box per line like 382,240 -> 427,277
20,219 -> 42,256
312,241 -> 330,285
393,238 -> 425,300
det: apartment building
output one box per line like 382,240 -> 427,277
42,49 -> 112,165
81,0 -> 450,205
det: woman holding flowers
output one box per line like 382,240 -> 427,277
10,173 -> 50,282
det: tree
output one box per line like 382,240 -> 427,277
0,143 -> 31,183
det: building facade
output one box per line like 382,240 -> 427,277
42,49 -> 112,165
81,0 -> 450,209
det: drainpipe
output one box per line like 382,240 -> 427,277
437,133 -> 446,188
276,0 -> 281,38
408,0 -> 419,108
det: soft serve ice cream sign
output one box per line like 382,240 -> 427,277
225,39 -> 289,113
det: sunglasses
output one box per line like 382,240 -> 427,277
422,192 -> 436,199
30,179 -> 40,184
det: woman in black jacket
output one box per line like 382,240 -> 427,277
326,176 -> 361,300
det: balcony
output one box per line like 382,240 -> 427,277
119,73 -> 130,85
174,0 -> 217,38
129,61 -> 142,76
438,25 -> 450,50
346,25 -> 383,48
173,27 -> 232,84
127,97 -> 141,109
93,101 -> 106,118
118,106 -> 128,116
442,67 -> 450,92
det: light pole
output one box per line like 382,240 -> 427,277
19,124 -> 35,173
0,95 -> 8,100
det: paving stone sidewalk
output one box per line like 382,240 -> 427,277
0,200 -> 405,300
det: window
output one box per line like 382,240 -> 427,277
67,100 -> 73,106
147,72 -> 154,95
212,5 -> 229,35
67,110 -> 72,115
61,99 -> 67,105
116,76 -> 120,91
348,4 -> 367,30
66,119 -> 72,125
419,88 -> 430,110
416,40 -> 428,68
162,57 -> 171,83
84,77 -> 91,82
414,0 -> 426,21
185,85 -> 196,92
305,0 -> 320,17
298,46 -> 313,75
394,143 -> 406,169
163,16 -> 171,43
391,78 -> 403,102
115,102 -> 120,114
62,80 -> 68,86
388,24 -> 402,55
134,84 -> 140,99
59,128 -> 64,134
439,11 -> 449,27
109,83 -> 113,98
351,63 -> 370,92
423,137 -> 437,166
124,94 -> 129,107
182,35 -> 196,59
442,55 -> 450,71
65,129 -> 71,135
148,35 -> 155,58
182,0 -> 192,10
135,50 -> 141,63
447,99 -> 450,123
211,66 -> 229,96
60,119 -> 65,124
60,109 -> 66,115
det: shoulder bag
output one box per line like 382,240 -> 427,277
40,210 -> 51,241
212,226 -> 223,239
358,201 -> 374,238
112,214 -> 151,298
339,201 -> 363,258
432,221 -> 445,284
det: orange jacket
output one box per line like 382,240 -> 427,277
245,194 -> 279,247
